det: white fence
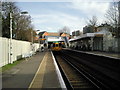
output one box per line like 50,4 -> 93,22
0,37 -> 39,67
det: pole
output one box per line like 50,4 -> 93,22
31,30 -> 33,44
0,1 -> 2,37
117,1 -> 120,37
91,37 -> 93,51
118,1 -> 120,52
9,12 -> 13,64
31,30 -> 33,52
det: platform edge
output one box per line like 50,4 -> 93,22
51,51 -> 67,89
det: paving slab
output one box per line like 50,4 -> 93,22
2,51 -> 46,88
29,51 -> 62,89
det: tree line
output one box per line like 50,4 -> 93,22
2,2 -> 36,42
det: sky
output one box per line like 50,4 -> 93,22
14,0 -> 115,33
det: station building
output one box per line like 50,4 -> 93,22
37,31 -> 70,49
69,24 -> 120,53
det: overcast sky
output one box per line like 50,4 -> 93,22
15,0 -> 115,33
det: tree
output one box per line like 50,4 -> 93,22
0,1 -> 2,37
23,27 -> 37,42
105,1 -> 119,37
2,2 -> 21,38
86,16 -> 98,33
2,2 -> 35,41
87,16 -> 98,27
15,14 -> 33,40
58,26 -> 70,34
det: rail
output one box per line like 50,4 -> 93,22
53,51 -> 102,89
60,49 -> 120,89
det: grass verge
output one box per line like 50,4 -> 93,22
0,58 -> 25,73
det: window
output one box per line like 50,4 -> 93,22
53,43 -> 55,47
56,44 -> 59,47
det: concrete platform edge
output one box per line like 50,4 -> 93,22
51,51 -> 67,89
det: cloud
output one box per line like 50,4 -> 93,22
13,0 -> 114,2
70,0 -> 110,19
31,12 -> 86,33
30,1 -> 111,33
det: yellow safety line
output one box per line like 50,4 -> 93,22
28,52 -> 48,89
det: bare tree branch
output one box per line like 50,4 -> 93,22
58,26 -> 70,34
105,2 -> 119,27
87,16 -> 98,27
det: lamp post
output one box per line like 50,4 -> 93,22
9,11 -> 29,64
21,12 -> 33,42
21,12 -> 33,39
21,11 -> 34,53
36,30 -> 41,51
31,30 -> 33,44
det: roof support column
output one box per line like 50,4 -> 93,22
90,37 -> 94,51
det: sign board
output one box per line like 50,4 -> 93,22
86,33 -> 95,37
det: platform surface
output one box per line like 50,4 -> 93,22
2,52 -> 46,88
29,51 -> 62,89
2,51 -> 65,89
64,48 -> 120,59
85,51 -> 120,59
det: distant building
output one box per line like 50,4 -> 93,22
97,23 -> 112,31
76,30 -> 80,36
72,31 -> 75,36
60,33 -> 70,37
72,30 -> 81,36
45,32 -> 60,43
60,33 -> 70,46
69,23 -> 120,52
38,32 -> 66,48
37,31 -> 47,44
38,31 -> 46,38
83,26 -> 95,34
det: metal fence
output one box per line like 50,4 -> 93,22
0,37 -> 39,67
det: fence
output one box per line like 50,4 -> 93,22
0,37 -> 39,67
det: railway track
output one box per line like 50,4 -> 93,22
61,49 -> 120,88
53,49 -> 120,89
53,51 -> 99,89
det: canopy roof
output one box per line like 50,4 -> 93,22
47,36 -> 64,42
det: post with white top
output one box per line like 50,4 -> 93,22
9,12 -> 13,64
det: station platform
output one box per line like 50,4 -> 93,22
29,51 -> 66,89
85,51 -> 120,59
64,48 -> 120,59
